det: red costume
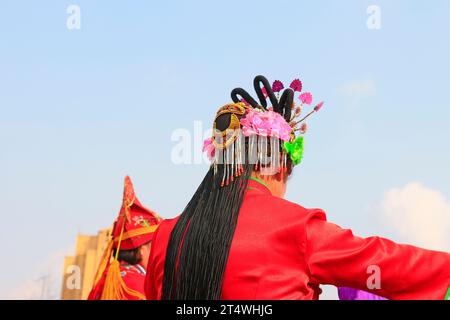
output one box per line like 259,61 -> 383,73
88,176 -> 162,300
145,75 -> 449,300
145,179 -> 450,300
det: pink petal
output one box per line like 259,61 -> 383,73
272,80 -> 284,93
299,92 -> 313,105
314,101 -> 324,112
289,79 -> 302,92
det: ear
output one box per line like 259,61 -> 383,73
275,170 -> 284,182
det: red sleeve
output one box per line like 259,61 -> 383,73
305,210 -> 450,300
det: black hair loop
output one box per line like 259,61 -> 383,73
278,88 -> 293,121
230,88 -> 259,109
253,75 -> 279,112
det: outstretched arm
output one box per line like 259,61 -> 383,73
305,211 -> 450,300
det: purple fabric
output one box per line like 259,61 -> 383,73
338,287 -> 387,300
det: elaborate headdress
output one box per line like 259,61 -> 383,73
203,75 -> 324,185
88,176 -> 162,300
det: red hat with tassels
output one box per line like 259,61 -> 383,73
112,175 -> 161,250
88,176 -> 162,300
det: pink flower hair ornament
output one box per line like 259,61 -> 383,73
289,79 -> 302,92
202,137 -> 215,161
299,92 -> 313,105
240,109 -> 292,141
272,80 -> 284,93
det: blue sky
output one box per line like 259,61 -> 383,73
1,0 -> 449,299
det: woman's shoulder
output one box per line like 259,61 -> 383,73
244,192 -> 328,223
281,197 -> 327,221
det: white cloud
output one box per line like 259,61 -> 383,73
381,182 -> 450,252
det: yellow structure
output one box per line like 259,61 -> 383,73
60,229 -> 111,300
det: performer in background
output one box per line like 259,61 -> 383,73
144,75 -> 449,300
88,176 -> 162,300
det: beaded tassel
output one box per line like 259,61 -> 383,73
271,138 -> 276,173
231,142 -> 234,182
236,135 -> 243,176
220,150 -> 226,187
236,134 -> 242,177
234,139 -> 239,178
225,163 -> 228,186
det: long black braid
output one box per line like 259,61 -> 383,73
162,163 -> 253,299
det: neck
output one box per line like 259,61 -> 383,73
250,171 -> 286,198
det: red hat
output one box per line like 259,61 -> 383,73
112,176 -> 162,250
